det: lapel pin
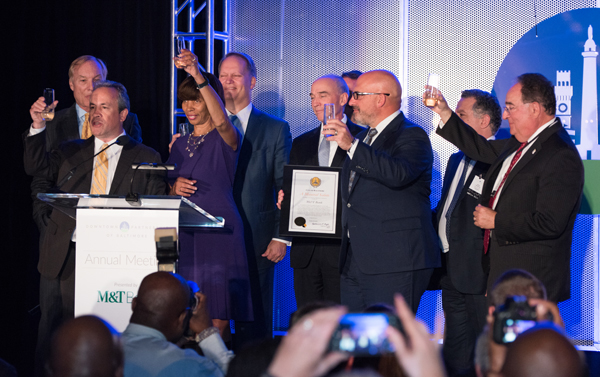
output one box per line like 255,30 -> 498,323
532,149 -> 537,155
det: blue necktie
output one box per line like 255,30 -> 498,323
229,114 -> 244,137
318,135 -> 330,167
445,156 -> 471,236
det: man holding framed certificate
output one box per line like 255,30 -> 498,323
282,75 -> 363,308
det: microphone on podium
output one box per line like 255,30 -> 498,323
126,162 -> 176,204
55,135 -> 130,190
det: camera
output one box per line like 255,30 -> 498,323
328,313 -> 403,355
493,295 -> 539,344
155,228 -> 178,272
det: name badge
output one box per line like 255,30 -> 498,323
467,175 -> 485,198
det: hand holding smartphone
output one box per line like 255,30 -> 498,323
328,312 -> 404,355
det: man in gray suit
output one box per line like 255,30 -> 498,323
218,52 -> 292,346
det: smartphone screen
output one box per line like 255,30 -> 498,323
329,313 -> 395,355
502,319 -> 537,343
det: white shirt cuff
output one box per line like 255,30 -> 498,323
29,124 -> 46,136
199,333 -> 235,374
272,238 -> 291,246
347,139 -> 358,159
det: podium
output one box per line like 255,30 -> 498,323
38,193 -> 224,331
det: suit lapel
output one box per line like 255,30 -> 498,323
349,114 -> 402,196
439,152 -> 463,208
235,107 -> 259,185
500,121 -> 560,195
110,137 -> 136,195
481,138 -> 521,201
347,128 -> 369,197
307,126 -> 321,166
65,104 -> 82,140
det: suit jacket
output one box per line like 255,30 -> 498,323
340,112 -> 440,274
435,152 -> 490,294
288,120 -> 364,269
233,105 -> 292,271
30,103 -> 143,232
23,131 -> 166,279
437,112 -> 584,302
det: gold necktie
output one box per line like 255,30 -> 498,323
81,113 -> 92,139
91,144 -> 108,195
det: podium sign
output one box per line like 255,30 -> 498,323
38,194 -> 224,331
75,207 -> 178,331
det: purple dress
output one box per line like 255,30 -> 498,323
167,129 -> 253,321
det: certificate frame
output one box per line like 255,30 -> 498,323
279,165 -> 342,239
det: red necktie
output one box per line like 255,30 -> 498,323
483,142 -> 527,254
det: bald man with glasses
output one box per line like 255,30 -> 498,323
323,70 -> 440,313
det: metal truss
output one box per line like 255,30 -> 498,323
170,0 -> 230,133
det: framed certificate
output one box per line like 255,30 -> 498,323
279,165 -> 342,239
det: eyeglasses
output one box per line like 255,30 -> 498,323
352,92 -> 390,100
503,102 -> 530,115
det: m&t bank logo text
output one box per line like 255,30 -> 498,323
97,291 -> 135,304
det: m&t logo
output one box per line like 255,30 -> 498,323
97,290 -> 135,304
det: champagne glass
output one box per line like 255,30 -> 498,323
323,103 -> 335,136
424,73 -> 440,107
174,37 -> 186,69
178,123 -> 190,136
41,88 -> 55,121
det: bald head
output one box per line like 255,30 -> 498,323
501,327 -> 585,377
130,272 -> 190,342
347,70 -> 402,127
47,315 -> 122,377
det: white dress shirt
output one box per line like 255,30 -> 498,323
438,135 -> 495,253
226,103 -> 253,136
347,110 -> 400,158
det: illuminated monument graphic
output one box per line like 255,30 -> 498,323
577,25 -> 600,160
555,70 -> 574,137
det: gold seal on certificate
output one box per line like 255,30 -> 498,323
279,165 -> 342,238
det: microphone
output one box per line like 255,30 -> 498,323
55,135 -> 130,190
126,162 -> 173,204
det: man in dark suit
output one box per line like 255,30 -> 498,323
428,73 -> 584,303
29,55 -> 142,234
218,52 -> 292,344
287,75 -> 364,307
434,89 -> 502,377
24,81 -> 166,369
323,70 -> 440,313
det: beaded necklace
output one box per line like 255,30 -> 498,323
185,130 -> 211,157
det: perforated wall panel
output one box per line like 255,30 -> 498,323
231,0 -> 599,346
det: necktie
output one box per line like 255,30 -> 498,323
81,113 -> 92,139
348,128 -> 378,193
483,142 -> 527,254
318,135 -> 330,167
229,115 -> 244,137
445,156 -> 472,237
91,144 -> 109,195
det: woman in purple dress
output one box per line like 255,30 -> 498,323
167,49 -> 252,337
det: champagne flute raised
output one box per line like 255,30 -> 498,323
41,88 -> 55,121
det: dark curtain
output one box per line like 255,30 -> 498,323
2,1 -> 171,374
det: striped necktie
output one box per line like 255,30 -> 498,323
91,144 -> 109,195
81,113 -> 92,139
229,114 -> 244,137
